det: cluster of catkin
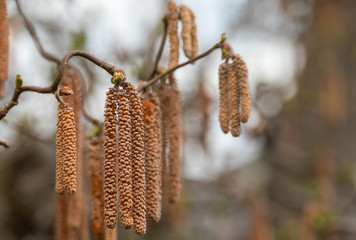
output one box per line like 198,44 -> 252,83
218,54 -> 251,137
102,81 -> 147,235
168,1 -> 198,67
0,0 -> 9,98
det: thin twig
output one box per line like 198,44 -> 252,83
15,0 -> 61,64
15,0 -> 109,128
148,18 -> 168,79
0,140 -> 10,148
137,42 -> 222,92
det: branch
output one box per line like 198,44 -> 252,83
148,19 -> 168,79
137,42 -> 222,92
0,140 -> 10,148
0,50 -> 124,120
15,0 -> 61,64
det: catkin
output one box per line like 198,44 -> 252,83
180,5 -> 193,59
143,98 -> 162,222
227,63 -> 241,137
166,85 -> 182,203
103,88 -> 118,229
157,84 -> 168,185
62,106 -> 77,194
117,89 -> 134,229
0,0 -> 9,98
218,63 -> 230,134
89,136 -> 105,240
148,92 -> 163,219
168,1 -> 179,69
232,54 -> 251,123
121,81 -> 146,235
56,104 -> 65,194
190,9 -> 198,58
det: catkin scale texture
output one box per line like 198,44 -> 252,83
157,84 -> 169,185
0,0 -> 9,98
218,63 -> 230,134
121,81 -> 146,235
89,136 -> 105,240
232,54 -> 251,123
117,90 -> 134,229
56,105 -> 65,194
190,9 -> 198,58
227,64 -> 241,137
168,1 -> 179,69
62,106 -> 77,194
180,5 -> 193,59
143,98 -> 162,222
103,88 -> 118,229
166,86 -> 182,203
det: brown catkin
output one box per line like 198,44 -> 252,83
117,89 -> 134,229
121,81 -> 146,235
149,92 -> 163,220
105,227 -> 117,240
56,104 -> 65,194
103,88 -> 118,229
89,136 -> 105,240
157,84 -> 168,186
168,1 -> 179,69
218,63 -> 230,134
190,9 -> 198,58
143,98 -> 162,222
62,106 -> 77,194
180,5 -> 193,59
55,195 -> 68,240
0,0 -> 9,98
166,85 -> 182,203
232,54 -> 251,123
227,63 -> 241,137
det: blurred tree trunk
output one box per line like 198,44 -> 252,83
264,1 -> 356,239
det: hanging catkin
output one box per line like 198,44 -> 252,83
166,85 -> 182,203
148,92 -> 163,219
121,81 -> 146,235
103,88 -> 118,229
89,135 -> 105,240
55,195 -> 68,240
168,1 -> 179,69
190,9 -> 198,58
157,84 -> 168,186
143,98 -> 162,222
232,54 -> 251,123
227,63 -> 241,137
218,63 -> 230,134
56,104 -> 65,194
117,89 -> 134,229
62,105 -> 77,194
0,0 -> 9,98
180,5 -> 193,59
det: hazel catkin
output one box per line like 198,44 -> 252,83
168,1 -> 179,69
227,63 -> 242,137
0,0 -> 9,98
121,81 -> 146,235
166,85 -> 182,203
218,63 -> 230,134
103,88 -> 118,229
232,54 -> 251,123
56,104 -> 65,194
180,5 -> 193,59
117,89 -> 134,229
62,105 -> 77,194
190,9 -> 198,58
89,136 -> 105,240
143,98 -> 162,222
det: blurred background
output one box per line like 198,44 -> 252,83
1,0 -> 356,239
